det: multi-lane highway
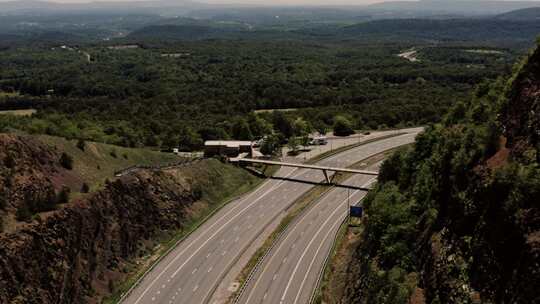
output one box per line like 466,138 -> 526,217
121,129 -> 421,304
236,165 -> 381,304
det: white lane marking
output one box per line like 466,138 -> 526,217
293,218 -> 342,304
192,268 -> 197,274
272,274 -> 278,281
151,297 -> 155,301
208,266 -> 213,273
242,183 -> 341,303
161,284 -> 165,289
131,169 -> 298,304
284,178 -> 376,304
280,195 -> 352,304
206,253 -> 211,259
168,170 -> 300,280
193,285 -> 199,292
221,251 -> 227,256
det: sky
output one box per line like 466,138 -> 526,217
0,0 -> 408,3
0,0 -> 538,5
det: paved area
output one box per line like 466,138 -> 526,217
121,129 -> 421,304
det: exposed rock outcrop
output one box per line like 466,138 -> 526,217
0,134 -> 256,303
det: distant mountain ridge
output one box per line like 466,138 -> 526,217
0,0 -> 206,15
495,7 -> 540,20
367,0 -> 540,15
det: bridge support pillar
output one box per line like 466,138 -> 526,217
322,169 -> 330,184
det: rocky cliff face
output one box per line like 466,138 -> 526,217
501,45 -> 540,161
0,134 -> 72,231
0,170 -> 197,303
0,134 -> 254,303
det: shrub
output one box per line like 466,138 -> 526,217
4,153 -> 15,168
0,192 -> 6,210
81,183 -> 90,193
192,185 -> 203,200
110,149 -> 117,158
76,139 -> 86,151
16,204 -> 32,222
59,152 -> 73,170
56,186 -> 71,204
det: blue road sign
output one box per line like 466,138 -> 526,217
350,206 -> 363,218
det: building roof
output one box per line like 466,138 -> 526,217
204,140 -> 253,148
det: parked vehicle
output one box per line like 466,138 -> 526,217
309,136 -> 328,145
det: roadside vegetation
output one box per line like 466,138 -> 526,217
333,42 -> 540,304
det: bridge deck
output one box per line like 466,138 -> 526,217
237,158 -> 379,176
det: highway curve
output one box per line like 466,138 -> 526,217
121,129 -> 421,304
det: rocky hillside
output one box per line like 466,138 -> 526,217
0,134 -> 259,303
340,43 -> 540,303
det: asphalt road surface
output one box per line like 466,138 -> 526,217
121,129 -> 421,304
236,165 -> 382,304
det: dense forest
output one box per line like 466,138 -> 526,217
342,41 -> 540,303
0,38 -> 520,150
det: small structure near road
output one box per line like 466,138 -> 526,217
204,140 -> 253,157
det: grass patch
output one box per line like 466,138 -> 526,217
103,159 -> 268,304
314,223 -> 364,304
37,135 -> 181,194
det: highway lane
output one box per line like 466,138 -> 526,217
121,129 -> 420,304
237,135 -> 418,304
236,170 -> 378,304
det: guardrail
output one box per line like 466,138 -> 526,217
308,213 -> 348,304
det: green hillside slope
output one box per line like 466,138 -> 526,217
339,42 -> 540,303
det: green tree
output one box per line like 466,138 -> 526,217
333,116 -> 355,136
260,134 -> 281,156
232,119 -> 254,140
293,117 -> 311,137
287,137 -> 301,155
248,114 -> 273,138
272,111 -> 294,138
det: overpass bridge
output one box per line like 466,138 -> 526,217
236,158 -> 379,184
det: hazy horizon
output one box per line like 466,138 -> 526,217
1,0 -> 539,5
